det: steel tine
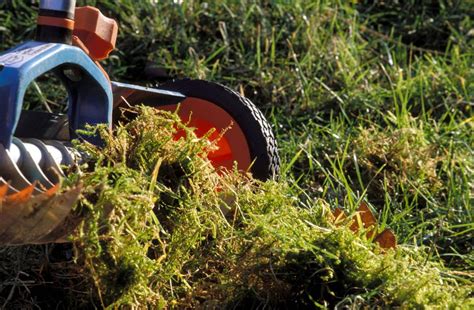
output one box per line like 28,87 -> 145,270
28,185 -> 82,244
12,138 -> 54,189
0,184 -> 57,245
23,138 -> 63,182
44,140 -> 74,166
61,141 -> 85,165
0,144 -> 43,195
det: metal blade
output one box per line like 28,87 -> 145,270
12,138 -> 54,190
23,138 -> 64,182
0,144 -> 43,194
44,140 -> 75,166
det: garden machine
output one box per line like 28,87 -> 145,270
0,0 -> 395,250
0,0 -> 279,246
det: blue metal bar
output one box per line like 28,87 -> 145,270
0,41 -> 112,148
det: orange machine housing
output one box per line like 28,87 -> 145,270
73,6 -> 118,61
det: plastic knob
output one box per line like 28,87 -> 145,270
73,6 -> 118,61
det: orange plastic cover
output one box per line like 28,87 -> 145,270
73,6 -> 118,61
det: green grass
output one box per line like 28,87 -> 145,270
0,0 -> 473,308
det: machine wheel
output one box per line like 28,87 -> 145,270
120,79 -> 279,180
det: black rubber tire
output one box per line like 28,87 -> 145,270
126,79 -> 280,180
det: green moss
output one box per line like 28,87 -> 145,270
67,107 -> 472,308
0,107 -> 471,308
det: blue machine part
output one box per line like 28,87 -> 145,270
0,41 -> 112,148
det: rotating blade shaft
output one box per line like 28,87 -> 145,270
0,136 -> 84,245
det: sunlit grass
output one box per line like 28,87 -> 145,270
0,0 -> 472,308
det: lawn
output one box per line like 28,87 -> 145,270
0,0 -> 472,308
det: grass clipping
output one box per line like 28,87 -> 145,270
1,106 -> 472,308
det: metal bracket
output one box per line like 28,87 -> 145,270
0,41 -> 113,148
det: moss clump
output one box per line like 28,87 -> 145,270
351,124 -> 443,196
0,107 -> 472,308
72,107 -> 472,308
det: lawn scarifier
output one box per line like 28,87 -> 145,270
0,0 -> 278,246
0,0 -> 394,250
